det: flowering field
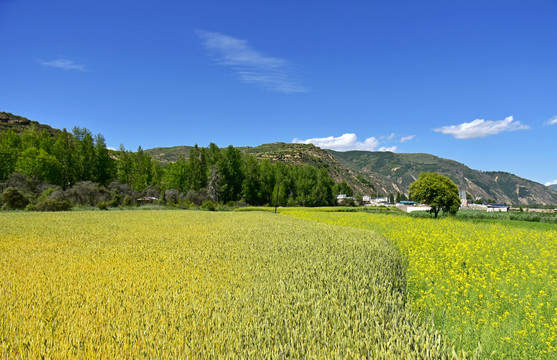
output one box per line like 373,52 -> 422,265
1,211 -> 453,358
281,209 -> 557,359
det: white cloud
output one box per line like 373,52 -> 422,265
400,135 -> 415,143
545,179 -> 557,186
378,146 -> 398,152
546,116 -> 557,126
196,30 -> 306,94
381,133 -> 395,141
39,58 -> 87,71
292,133 -> 397,152
434,116 -> 530,139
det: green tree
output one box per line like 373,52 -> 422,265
241,155 -> 261,205
93,134 -> 115,186
0,130 -> 20,180
52,130 -> 78,188
333,181 -> 353,197
312,168 -> 335,206
409,172 -> 460,218
187,145 -> 207,191
116,145 -> 134,186
219,145 -> 244,203
162,156 -> 189,193
73,127 -> 95,182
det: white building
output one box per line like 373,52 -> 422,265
487,204 -> 509,212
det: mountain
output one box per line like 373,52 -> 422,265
550,184 -> 557,191
0,112 -> 60,136
146,142 -> 557,206
329,150 -> 557,206
145,145 -> 194,165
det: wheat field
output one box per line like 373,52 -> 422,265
0,210 -> 454,359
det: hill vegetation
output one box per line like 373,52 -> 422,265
148,141 -> 557,205
0,119 -> 342,210
1,112 -> 556,207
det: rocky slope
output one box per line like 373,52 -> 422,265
0,112 -> 60,136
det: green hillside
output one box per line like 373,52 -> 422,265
146,142 -> 557,205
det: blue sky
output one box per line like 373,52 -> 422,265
1,0 -> 556,185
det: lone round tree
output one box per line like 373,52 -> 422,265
409,172 -> 460,218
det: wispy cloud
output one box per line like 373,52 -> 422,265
292,133 -> 397,152
400,135 -> 415,143
546,116 -> 557,126
39,58 -> 87,71
196,30 -> 306,94
381,133 -> 395,141
434,116 -> 529,139
545,179 -> 557,186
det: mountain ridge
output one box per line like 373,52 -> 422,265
0,112 -> 60,136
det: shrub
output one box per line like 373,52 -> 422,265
185,189 -> 208,206
66,181 -> 109,207
2,187 -> 29,210
201,200 -> 216,211
109,191 -> 121,207
122,195 -> 132,207
165,189 -> 180,206
28,199 -> 72,212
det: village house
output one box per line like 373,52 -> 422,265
487,204 -> 509,212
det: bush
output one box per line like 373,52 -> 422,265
185,189 -> 208,206
28,199 -> 72,212
66,181 -> 109,207
109,191 -> 121,207
2,187 -> 29,210
109,181 -> 137,203
123,195 -> 132,207
201,200 -> 216,211
165,189 -> 180,206
6,172 -> 37,194
98,201 -> 108,210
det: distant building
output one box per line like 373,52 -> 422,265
336,194 -> 355,205
405,205 -> 431,213
487,204 -> 509,212
373,197 -> 389,204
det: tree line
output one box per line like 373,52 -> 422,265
0,126 -> 345,210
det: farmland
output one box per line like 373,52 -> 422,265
1,211 -> 450,358
2,209 -> 555,358
281,209 -> 557,358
